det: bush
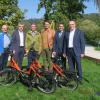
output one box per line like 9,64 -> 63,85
79,19 -> 100,45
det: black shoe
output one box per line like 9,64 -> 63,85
78,80 -> 83,85
28,86 -> 33,91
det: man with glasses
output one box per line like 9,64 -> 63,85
41,20 -> 55,71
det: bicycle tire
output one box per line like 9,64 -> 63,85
0,68 -> 17,86
64,72 -> 78,91
36,73 -> 56,94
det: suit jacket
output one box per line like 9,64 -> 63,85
10,30 -> 26,51
53,31 -> 65,54
41,28 -> 55,50
0,32 -> 4,53
64,28 -> 85,56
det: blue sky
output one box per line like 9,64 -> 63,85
18,0 -> 98,19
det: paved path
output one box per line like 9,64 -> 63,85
85,45 -> 100,61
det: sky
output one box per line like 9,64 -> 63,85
18,0 -> 98,19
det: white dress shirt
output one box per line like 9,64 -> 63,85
68,29 -> 75,48
19,31 -> 24,46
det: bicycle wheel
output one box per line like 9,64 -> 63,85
36,73 -> 56,94
64,72 -> 78,91
0,68 -> 17,86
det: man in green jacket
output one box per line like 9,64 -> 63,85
25,23 -> 42,69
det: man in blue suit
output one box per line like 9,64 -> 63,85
64,20 -> 85,82
52,23 -> 66,71
0,25 -> 11,70
10,23 -> 26,69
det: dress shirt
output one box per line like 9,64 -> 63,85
19,31 -> 24,46
68,29 -> 75,48
4,33 -> 10,48
0,32 -> 4,53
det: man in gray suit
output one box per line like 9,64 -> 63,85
64,20 -> 85,82
11,23 -> 26,69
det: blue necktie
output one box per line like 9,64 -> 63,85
59,32 -> 62,38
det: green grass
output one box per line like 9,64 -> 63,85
95,47 -> 100,51
0,58 -> 100,100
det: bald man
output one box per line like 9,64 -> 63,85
0,25 -> 11,70
64,20 -> 85,83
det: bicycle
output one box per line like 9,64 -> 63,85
51,56 -> 78,91
0,51 -> 56,94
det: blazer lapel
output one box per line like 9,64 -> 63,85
73,28 -> 78,42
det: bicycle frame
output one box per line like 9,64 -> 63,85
52,63 -> 65,77
9,54 -> 42,78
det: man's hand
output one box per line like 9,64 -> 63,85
81,54 -> 85,58
52,52 -> 56,58
63,54 -> 66,58
13,50 -> 16,54
25,49 -> 29,54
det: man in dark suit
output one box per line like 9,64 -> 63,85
64,20 -> 85,82
52,23 -> 66,71
11,23 -> 26,69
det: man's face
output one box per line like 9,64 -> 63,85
59,24 -> 64,32
31,24 -> 37,32
18,24 -> 24,32
2,25 -> 8,33
44,22 -> 50,29
69,21 -> 76,31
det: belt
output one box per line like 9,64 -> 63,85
68,48 -> 73,49
19,46 -> 24,48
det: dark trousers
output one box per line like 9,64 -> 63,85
0,49 -> 9,70
14,47 -> 25,69
67,48 -> 82,80
27,49 -> 37,68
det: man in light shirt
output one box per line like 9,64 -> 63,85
11,23 -> 26,69
64,20 -> 85,83
0,25 -> 11,70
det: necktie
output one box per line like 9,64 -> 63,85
59,32 -> 62,38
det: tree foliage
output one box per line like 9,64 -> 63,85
38,0 -> 87,20
79,19 -> 100,45
0,0 -> 24,28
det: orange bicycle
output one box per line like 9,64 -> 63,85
0,51 -> 56,93
52,56 -> 78,91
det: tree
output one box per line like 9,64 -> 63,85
0,0 -> 24,28
38,0 -> 87,19
79,19 -> 100,45
38,0 -> 87,28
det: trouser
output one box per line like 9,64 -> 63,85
14,47 -> 25,69
27,49 -> 38,68
67,48 -> 82,80
41,48 -> 52,68
0,48 -> 9,70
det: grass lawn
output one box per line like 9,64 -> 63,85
0,58 -> 100,100
95,47 -> 100,51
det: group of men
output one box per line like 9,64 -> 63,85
0,20 -> 85,84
